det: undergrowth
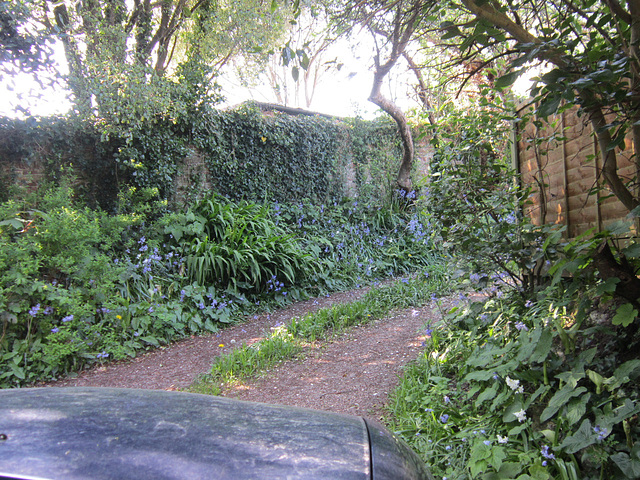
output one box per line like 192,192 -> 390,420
388,262 -> 640,480
0,180 -> 441,387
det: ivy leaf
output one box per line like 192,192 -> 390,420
612,303 -> 637,327
292,66 -> 299,82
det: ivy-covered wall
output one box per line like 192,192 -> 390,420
0,103 -> 404,207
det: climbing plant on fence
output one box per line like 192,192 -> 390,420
190,102 -> 346,204
0,103 -> 403,207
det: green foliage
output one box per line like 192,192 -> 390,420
163,194 -> 316,300
190,102 -> 345,204
435,0 -> 640,212
389,268 -> 640,480
1,101 -> 402,210
269,197 -> 440,293
0,174 -> 440,387
0,182 -> 244,386
424,95 -> 564,294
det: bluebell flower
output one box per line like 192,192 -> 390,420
593,425 -> 608,441
541,445 -> 555,460
51,327 -> 59,333
439,414 -> 449,424
62,315 -> 73,322
28,304 -> 40,317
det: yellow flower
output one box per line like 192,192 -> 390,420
219,344 -> 225,348
261,136 -> 267,143
116,315 -> 122,320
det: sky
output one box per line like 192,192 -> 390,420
0,34 -> 533,120
0,39 -> 386,119
0,29 -> 425,120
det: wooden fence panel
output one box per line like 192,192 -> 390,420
517,105 -> 636,238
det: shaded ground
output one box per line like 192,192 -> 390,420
44,286 -> 462,422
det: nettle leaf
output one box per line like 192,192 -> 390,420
559,418 -> 595,454
596,277 -> 620,296
612,303 -> 638,327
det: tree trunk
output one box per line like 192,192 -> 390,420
369,75 -> 414,193
593,240 -> 640,304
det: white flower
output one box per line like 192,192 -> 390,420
505,376 -> 520,391
497,435 -> 508,444
514,409 -> 527,423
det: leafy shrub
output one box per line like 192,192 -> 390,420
0,184 -> 250,386
162,195 -> 316,301
271,197 -> 439,292
390,271 -> 640,479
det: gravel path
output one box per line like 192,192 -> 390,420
43,286 -> 463,422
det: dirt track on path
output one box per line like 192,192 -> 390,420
44,286 -> 461,422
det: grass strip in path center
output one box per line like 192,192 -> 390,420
189,275 -> 450,396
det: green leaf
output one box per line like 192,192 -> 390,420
622,243 -> 640,258
291,66 -> 299,82
537,95 -> 562,118
476,385 -> 498,406
530,328 -> 553,363
541,385 -> 588,422
614,359 -> 640,381
595,277 -> 620,296
612,303 -> 637,327
140,335 -> 159,346
566,394 -> 590,425
495,70 -> 522,89
559,419 -> 595,454
0,218 -> 25,230
611,448 -> 640,478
